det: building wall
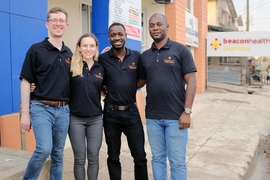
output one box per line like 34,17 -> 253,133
0,9 -> 12,115
208,0 -> 235,28
194,0 -> 208,93
217,0 -> 234,28
165,1 -> 186,44
164,0 -> 207,93
0,0 -> 47,116
208,0 -> 217,25
0,0 -> 47,150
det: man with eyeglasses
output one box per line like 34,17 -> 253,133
20,7 -> 72,179
48,18 -> 66,25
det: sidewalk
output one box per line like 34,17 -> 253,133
1,82 -> 270,179
62,82 -> 270,180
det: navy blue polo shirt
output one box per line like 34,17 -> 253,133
69,61 -> 105,117
98,48 -> 142,105
139,38 -> 197,120
20,37 -> 72,101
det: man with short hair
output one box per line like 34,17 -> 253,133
138,13 -> 197,180
20,7 -> 72,179
98,22 -> 148,180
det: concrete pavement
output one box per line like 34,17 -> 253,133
63,82 -> 270,179
1,82 -> 270,179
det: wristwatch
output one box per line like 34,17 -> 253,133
184,108 -> 192,114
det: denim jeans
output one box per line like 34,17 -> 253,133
146,119 -> 188,180
68,114 -> 103,180
103,106 -> 148,180
23,100 -> 70,180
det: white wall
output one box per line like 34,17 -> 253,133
142,0 -> 165,50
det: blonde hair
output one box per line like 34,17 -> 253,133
70,33 -> 99,77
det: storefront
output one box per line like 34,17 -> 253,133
0,0 -> 207,116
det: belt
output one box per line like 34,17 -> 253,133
32,98 -> 69,107
105,103 -> 137,110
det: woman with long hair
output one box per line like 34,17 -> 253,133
69,33 -> 105,180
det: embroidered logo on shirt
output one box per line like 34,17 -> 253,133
95,73 -> 103,79
65,57 -> 71,64
129,62 -> 137,69
164,57 -> 175,64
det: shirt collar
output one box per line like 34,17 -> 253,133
44,37 -> 68,52
83,60 -> 100,67
108,47 -> 131,57
151,38 -> 172,50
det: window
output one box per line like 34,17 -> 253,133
186,0 -> 194,13
81,3 -> 92,34
219,57 -> 242,65
141,9 -> 147,52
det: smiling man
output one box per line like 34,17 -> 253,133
138,13 -> 197,180
20,7 -> 72,180
98,22 -> 148,180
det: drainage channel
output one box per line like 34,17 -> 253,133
249,152 -> 270,180
248,132 -> 270,180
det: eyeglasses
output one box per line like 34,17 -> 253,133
48,19 -> 66,25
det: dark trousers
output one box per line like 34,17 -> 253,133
68,114 -> 103,180
103,106 -> 148,180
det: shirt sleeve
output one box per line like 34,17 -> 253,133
19,46 -> 36,83
137,53 -> 147,80
180,47 -> 197,76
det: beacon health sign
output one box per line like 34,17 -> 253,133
207,31 -> 270,57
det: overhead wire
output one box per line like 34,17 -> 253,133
249,1 -> 270,13
234,0 -> 270,30
236,0 -> 269,14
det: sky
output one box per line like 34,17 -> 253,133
232,0 -> 270,31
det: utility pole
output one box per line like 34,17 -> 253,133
246,0 -> 249,31
246,0 -> 250,85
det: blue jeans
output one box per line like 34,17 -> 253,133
23,100 -> 70,180
103,106 -> 148,180
146,119 -> 188,180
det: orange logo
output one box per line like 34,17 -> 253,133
65,57 -> 71,64
129,62 -> 137,69
210,38 -> 222,50
164,57 -> 175,64
95,73 -> 103,79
